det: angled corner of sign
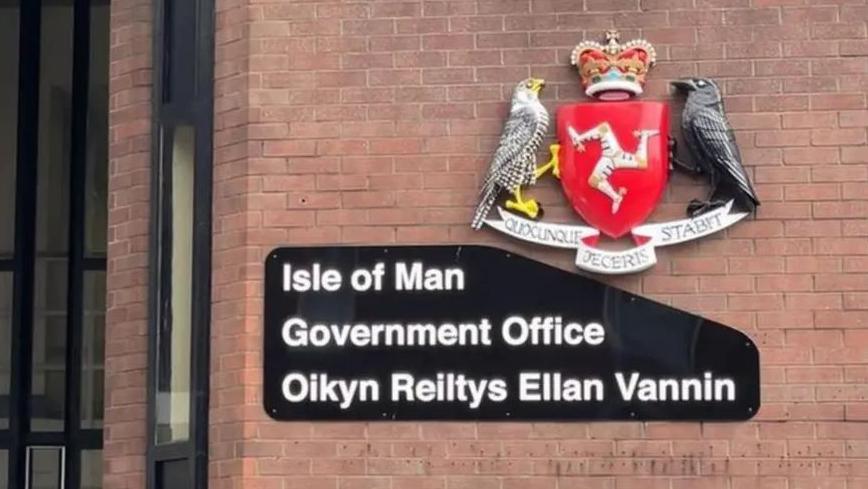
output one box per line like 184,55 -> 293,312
262,394 -> 281,421
265,247 -> 284,265
745,400 -> 762,421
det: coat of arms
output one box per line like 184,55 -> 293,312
472,30 -> 760,275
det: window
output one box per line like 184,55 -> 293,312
155,124 -> 196,444
148,0 -> 214,488
1,1 -> 108,488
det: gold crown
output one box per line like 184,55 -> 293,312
570,30 -> 657,100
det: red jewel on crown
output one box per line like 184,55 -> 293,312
570,29 -> 657,101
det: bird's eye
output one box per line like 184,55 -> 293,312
696,79 -> 707,87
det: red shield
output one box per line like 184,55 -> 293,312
557,101 -> 669,239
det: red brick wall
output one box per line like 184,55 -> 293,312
210,0 -> 261,487
203,1 -> 868,489
105,0 -> 152,487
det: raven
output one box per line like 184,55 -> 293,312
671,77 -> 760,217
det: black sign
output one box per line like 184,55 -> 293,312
263,245 -> 760,421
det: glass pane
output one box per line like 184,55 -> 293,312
81,271 -> 105,429
28,447 -> 63,489
31,0 -> 74,433
156,125 -> 195,443
85,3 -> 109,257
163,0 -> 196,104
157,459 -> 190,489
81,450 -> 102,489
0,3 -> 19,257
0,274 -> 10,429
0,450 -> 7,489
31,259 -> 67,432
36,2 -> 73,255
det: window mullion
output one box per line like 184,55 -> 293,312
8,1 -> 42,487
63,0 -> 92,487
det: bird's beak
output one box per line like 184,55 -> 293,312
529,78 -> 545,94
671,78 -> 697,92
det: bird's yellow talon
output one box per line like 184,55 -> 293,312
526,199 -> 539,218
534,144 -> 562,180
550,144 -> 561,180
506,199 -> 540,219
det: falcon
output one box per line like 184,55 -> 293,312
471,78 -> 552,230
671,77 -> 760,217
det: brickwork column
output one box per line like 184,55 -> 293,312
104,0 -> 152,487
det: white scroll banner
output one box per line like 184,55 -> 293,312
485,200 -> 749,275
633,200 -> 748,247
485,207 -> 598,249
574,240 -> 658,274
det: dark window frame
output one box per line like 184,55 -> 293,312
4,1 -> 108,488
147,0 -> 214,488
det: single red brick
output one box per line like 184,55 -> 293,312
812,23 -> 867,40
396,17 -> 447,34
845,405 -> 868,422
782,112 -> 836,129
367,69 -> 420,87
756,95 -> 809,112
755,129 -> 811,147
338,478 -> 391,489
342,19 -> 395,36
812,128 -> 867,146
816,311 -> 868,329
448,15 -> 504,33
646,423 -> 702,439
370,35 -> 422,52
757,274 -> 813,292
315,4 -> 370,18
444,477 -> 498,489
814,201 -> 868,219
505,13 -> 558,31
729,113 -> 782,130
559,440 -> 613,457
811,93 -> 866,110
395,86 -> 448,102
727,41 -> 783,60
731,440 -> 786,458
704,423 -> 759,440
841,40 -> 868,56
285,478 -> 337,489
612,479 -> 671,489
789,479 -> 845,489
584,0 -> 641,11
844,292 -> 868,310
